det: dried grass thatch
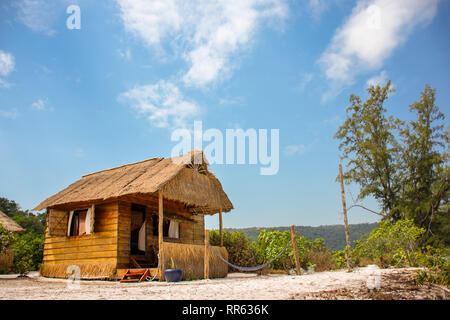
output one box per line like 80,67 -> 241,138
34,150 -> 233,215
40,262 -> 117,280
0,210 -> 25,233
0,249 -> 13,271
163,242 -> 228,280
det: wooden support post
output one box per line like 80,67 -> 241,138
290,225 -> 301,276
219,209 -> 223,247
339,164 -> 352,270
204,229 -> 209,279
158,191 -> 164,281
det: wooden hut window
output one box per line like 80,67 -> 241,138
152,215 -> 179,239
68,209 -> 88,236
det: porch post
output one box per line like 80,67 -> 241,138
290,225 -> 301,276
158,191 -> 164,281
219,209 -> 223,247
204,229 -> 209,279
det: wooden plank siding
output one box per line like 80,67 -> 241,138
116,201 -> 131,268
42,202 -> 119,266
116,196 -> 206,269
41,195 -> 209,279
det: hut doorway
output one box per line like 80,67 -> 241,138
130,204 -> 146,255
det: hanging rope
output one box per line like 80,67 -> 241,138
145,253 -> 160,281
208,239 -> 293,272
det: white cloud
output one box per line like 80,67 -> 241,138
118,48 -> 132,61
296,72 -> 314,92
366,70 -> 390,87
0,50 -> 15,77
319,0 -> 439,98
0,78 -> 12,89
308,0 -> 328,19
0,108 -> 19,120
219,96 -> 244,106
119,80 -> 200,129
284,144 -> 307,156
0,50 -> 15,88
117,0 -> 288,88
14,0 -> 74,36
31,98 -> 48,110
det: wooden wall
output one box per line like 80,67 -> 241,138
116,195 -> 205,269
117,201 -> 131,269
40,202 -> 119,279
40,196 -> 210,279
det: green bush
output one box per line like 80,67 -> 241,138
256,230 -> 334,272
257,230 -> 299,271
12,232 -> 44,275
415,246 -> 450,287
0,225 -> 15,254
350,219 -> 425,268
209,230 -> 260,271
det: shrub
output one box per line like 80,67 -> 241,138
304,247 -> 337,272
0,225 -> 15,254
350,219 -> 425,268
209,230 -> 260,271
415,246 -> 450,287
257,230 -> 302,272
12,232 -> 44,275
256,230 -> 335,272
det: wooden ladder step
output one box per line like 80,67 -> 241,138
120,268 -> 151,283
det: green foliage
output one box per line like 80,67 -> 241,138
350,219 -> 424,268
335,81 -> 400,215
0,197 -> 46,235
12,232 -> 44,275
397,85 -> 449,241
0,225 -> 16,254
227,223 -> 378,251
256,229 -> 334,272
12,215 -> 45,234
257,230 -> 299,271
0,197 -> 46,274
209,230 -> 260,271
335,83 -> 449,246
0,197 -> 22,217
332,247 -> 349,269
414,247 -> 450,287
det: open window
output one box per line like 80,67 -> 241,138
67,206 -> 95,237
152,215 -> 179,239
68,209 -> 87,236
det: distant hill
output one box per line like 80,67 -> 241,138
226,223 -> 379,251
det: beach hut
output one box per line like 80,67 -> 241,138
33,150 -> 233,280
0,210 -> 26,271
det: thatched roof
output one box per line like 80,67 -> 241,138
33,150 -> 233,215
0,210 -> 26,233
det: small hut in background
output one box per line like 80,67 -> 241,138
0,210 -> 26,271
34,150 -> 233,280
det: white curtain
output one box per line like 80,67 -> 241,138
168,220 -> 179,239
138,220 -> 146,251
67,211 -> 74,236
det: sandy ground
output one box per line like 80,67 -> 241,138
0,265 -> 448,300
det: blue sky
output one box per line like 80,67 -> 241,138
0,0 -> 449,229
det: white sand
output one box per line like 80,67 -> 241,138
0,266 -> 426,300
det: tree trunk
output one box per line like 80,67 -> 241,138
339,164 -> 352,270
